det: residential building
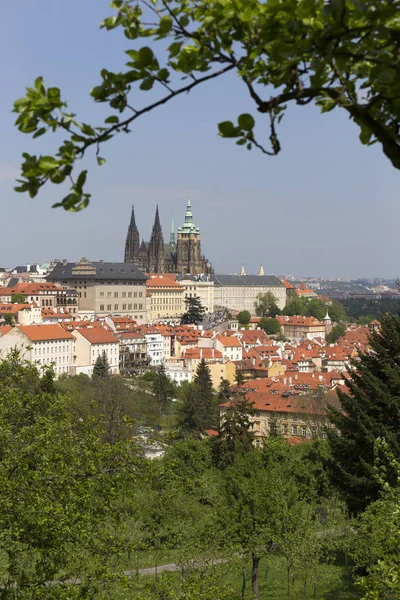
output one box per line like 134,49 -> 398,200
144,332 -> 164,366
165,361 -> 192,385
208,360 -> 236,389
47,257 -> 147,323
0,324 -> 75,376
0,282 -> 79,316
212,273 -> 286,313
214,334 -> 243,361
119,331 -> 149,374
276,315 -> 326,341
72,327 -> 120,375
0,303 -> 41,325
146,275 -> 184,322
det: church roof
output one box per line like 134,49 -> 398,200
211,274 -> 285,287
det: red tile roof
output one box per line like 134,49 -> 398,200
75,328 -> 118,344
146,276 -> 182,288
18,324 -> 75,341
216,334 -> 242,347
0,303 -> 32,314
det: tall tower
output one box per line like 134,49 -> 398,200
170,215 -> 175,246
176,194 -> 204,275
124,205 -> 140,263
148,205 -> 165,273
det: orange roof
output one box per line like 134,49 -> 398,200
146,276 -> 182,288
75,328 -> 118,344
0,282 -> 62,296
17,324 -> 75,341
277,315 -> 324,327
281,278 -> 295,290
0,303 -> 32,314
41,308 -> 72,318
0,326 -> 12,336
216,334 -> 242,347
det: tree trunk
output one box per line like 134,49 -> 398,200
287,565 -> 291,600
241,567 -> 247,598
252,554 -> 260,598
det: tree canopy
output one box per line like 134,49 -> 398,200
181,296 -> 206,325
13,0 -> 400,210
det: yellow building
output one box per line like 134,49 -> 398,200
208,360 -> 236,389
146,275 -> 184,322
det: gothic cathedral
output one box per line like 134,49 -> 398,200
124,197 -> 212,275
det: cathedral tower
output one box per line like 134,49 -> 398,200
148,206 -> 165,273
124,206 -> 140,264
176,195 -> 205,275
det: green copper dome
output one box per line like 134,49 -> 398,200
179,195 -> 199,234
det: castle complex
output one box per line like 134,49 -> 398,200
124,197 -> 212,275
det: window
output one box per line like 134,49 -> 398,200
107,304 -> 112,310
321,431 -> 327,439
114,304 -> 119,310
139,303 -> 143,309
139,292 -> 143,297
301,427 -> 307,437
107,292 -> 112,298
128,292 -> 132,298
134,291 -> 137,298
134,303 -> 137,310
100,292 -> 104,298
100,304 -> 105,311
122,292 -> 126,298
122,304 -> 127,310
114,292 -> 118,298
283,424 -> 288,434
292,425 -> 298,435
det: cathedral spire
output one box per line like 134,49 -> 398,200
170,214 -> 175,246
185,194 -> 193,224
148,205 -> 165,273
259,264 -> 265,276
240,264 -> 246,276
129,205 -> 137,228
124,205 -> 140,263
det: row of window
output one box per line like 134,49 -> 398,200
35,346 -> 69,355
99,291 -> 143,298
99,304 -> 143,311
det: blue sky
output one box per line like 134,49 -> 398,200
0,0 -> 398,279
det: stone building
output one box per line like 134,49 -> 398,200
124,196 -> 212,275
212,271 -> 286,314
47,258 -> 147,323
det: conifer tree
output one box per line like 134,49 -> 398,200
215,391 -> 255,467
328,311 -> 400,513
153,364 -> 170,415
181,296 -> 206,325
218,378 -> 232,404
178,359 -> 217,434
92,351 -> 110,379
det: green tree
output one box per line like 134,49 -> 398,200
214,392 -> 255,467
283,297 -> 308,316
10,293 -> 26,304
328,310 -> 400,513
3,314 -> 14,326
153,364 -> 171,415
181,296 -> 206,325
14,1 -> 400,210
357,314 -> 375,325
328,299 -> 348,323
259,316 -> 281,335
254,291 -> 279,317
237,310 -> 251,327
326,322 -> 346,344
92,350 -> 111,379
305,298 -> 326,321
350,440 -> 400,599
217,378 -> 232,404
0,352 -> 140,597
178,359 -> 217,434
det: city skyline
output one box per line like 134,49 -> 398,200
0,0 -> 399,279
